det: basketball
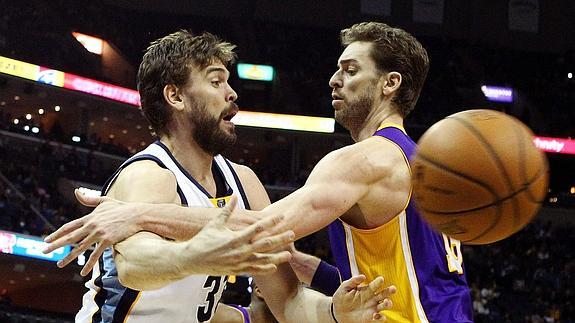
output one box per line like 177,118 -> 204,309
411,109 -> 549,245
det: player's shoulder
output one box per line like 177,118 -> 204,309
120,159 -> 175,180
111,159 -> 178,202
228,161 -> 257,178
327,136 -> 407,169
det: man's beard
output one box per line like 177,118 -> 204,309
335,82 -> 377,132
191,101 -> 237,156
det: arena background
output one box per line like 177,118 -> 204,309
0,0 -> 574,322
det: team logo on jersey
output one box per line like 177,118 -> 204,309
210,196 -> 231,208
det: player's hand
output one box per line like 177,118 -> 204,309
184,196 -> 295,276
332,275 -> 396,322
43,189 -> 143,276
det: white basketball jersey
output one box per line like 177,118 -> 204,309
76,141 -> 251,323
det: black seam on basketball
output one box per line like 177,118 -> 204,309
448,116 -> 516,195
418,174 -> 540,216
415,153 -> 502,242
448,115 -> 519,239
514,124 -> 543,205
462,204 -> 503,244
522,166 -> 548,203
415,152 -> 499,199
509,123 -> 524,228
416,151 -> 545,243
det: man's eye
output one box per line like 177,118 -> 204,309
212,80 -> 221,87
346,69 -> 357,76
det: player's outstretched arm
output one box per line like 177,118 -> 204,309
114,196 -> 294,290
42,189 -> 258,274
255,139 -> 408,240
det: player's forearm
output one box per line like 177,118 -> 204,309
138,203 -> 219,240
256,263 -> 334,323
262,188 -> 343,240
283,286 -> 334,323
114,235 -> 198,290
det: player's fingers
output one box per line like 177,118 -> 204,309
241,263 -> 278,276
341,274 -> 367,293
248,251 -> 292,266
372,311 -> 386,321
250,230 -> 295,253
213,195 -> 237,226
241,213 -> 284,239
379,285 -> 397,298
42,229 -> 89,254
376,298 -> 393,312
57,241 -> 92,268
43,218 -> 84,244
368,276 -> 385,294
75,188 -> 108,207
80,243 -> 107,276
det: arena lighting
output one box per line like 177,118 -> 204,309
233,111 -> 335,133
0,230 -> 70,262
237,63 -> 275,81
0,55 -> 333,132
533,136 -> 575,155
72,136 -> 81,142
31,127 -> 39,133
481,85 -> 513,103
13,118 -> 19,124
25,113 -> 32,120
0,55 -> 141,106
72,32 -> 104,55
23,125 -> 30,131
38,108 -> 44,115
568,72 -> 573,79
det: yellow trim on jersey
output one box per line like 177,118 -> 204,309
209,195 -> 232,208
377,122 -> 406,133
347,215 -> 420,322
122,292 -> 142,323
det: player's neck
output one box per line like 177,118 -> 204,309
354,106 -> 403,142
159,133 -> 215,181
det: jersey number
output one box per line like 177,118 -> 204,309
442,234 -> 464,274
197,276 -> 224,322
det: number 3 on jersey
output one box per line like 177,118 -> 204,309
197,276 -> 226,322
442,234 -> 463,274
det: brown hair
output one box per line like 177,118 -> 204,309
340,22 -> 429,117
137,30 -> 237,137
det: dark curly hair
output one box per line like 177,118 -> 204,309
137,30 -> 237,137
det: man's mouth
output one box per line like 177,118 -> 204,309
332,92 -> 344,101
222,107 -> 238,122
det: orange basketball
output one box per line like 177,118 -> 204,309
411,109 -> 549,245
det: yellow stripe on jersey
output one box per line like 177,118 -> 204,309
377,122 -> 406,133
347,215 -> 421,322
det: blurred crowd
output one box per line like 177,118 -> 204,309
465,221 -> 575,322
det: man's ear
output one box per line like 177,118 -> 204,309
381,72 -> 402,97
163,84 -> 185,111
